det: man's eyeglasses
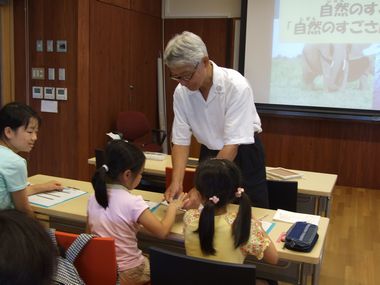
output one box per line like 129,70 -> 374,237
170,62 -> 199,82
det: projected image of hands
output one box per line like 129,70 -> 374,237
302,43 -> 373,93
267,0 -> 380,111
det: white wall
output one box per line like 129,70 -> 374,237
163,0 -> 241,18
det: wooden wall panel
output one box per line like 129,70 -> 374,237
260,115 -> 380,189
163,19 -> 234,157
77,0 -> 91,179
14,0 -> 162,181
131,0 -> 161,17
89,1 -> 162,154
129,10 -> 161,126
97,0 -> 131,9
13,0 -> 26,103
0,2 -> 14,104
26,0 -> 80,179
89,0 -> 127,152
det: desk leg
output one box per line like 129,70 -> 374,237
297,263 -> 309,285
325,196 -> 332,217
317,196 -> 332,217
312,263 -> 321,285
314,196 -> 320,215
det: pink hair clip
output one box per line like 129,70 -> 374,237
209,196 -> 219,204
235,187 -> 244,198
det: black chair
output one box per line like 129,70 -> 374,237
149,247 -> 256,285
95,148 -> 106,169
256,180 -> 298,285
267,180 -> 298,211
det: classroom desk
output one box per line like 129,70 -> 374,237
88,155 -> 337,216
29,174 -> 329,285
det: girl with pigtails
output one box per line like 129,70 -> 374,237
88,140 -> 187,285
183,159 -> 278,285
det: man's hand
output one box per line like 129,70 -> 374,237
164,181 -> 183,201
182,188 -> 202,210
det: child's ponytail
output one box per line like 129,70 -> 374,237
92,165 -> 109,209
232,191 -> 252,247
197,199 -> 217,255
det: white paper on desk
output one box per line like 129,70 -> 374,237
28,188 -> 86,207
273,209 -> 320,225
106,132 -> 122,140
146,201 -> 161,211
159,200 -> 186,213
261,221 -> 275,234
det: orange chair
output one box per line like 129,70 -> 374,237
54,231 -> 118,285
165,167 -> 195,193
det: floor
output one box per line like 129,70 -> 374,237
280,186 -> 380,285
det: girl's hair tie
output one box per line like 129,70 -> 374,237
235,187 -> 244,198
102,164 -> 109,172
209,196 -> 219,204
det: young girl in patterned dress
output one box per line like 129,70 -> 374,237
183,159 -> 278,285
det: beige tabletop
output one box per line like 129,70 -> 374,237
28,174 -> 329,265
89,155 -> 337,197
29,174 -> 93,222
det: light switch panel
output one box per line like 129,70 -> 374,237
56,40 -> 67,52
48,68 -> 55,80
32,86 -> 43,99
58,68 -> 65,81
31,68 -> 45,80
36,40 -> 43,52
56,88 -> 67,100
46,40 -> 54,52
44,87 -> 55,100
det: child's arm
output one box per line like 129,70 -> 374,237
11,189 -> 35,217
242,217 -> 279,265
262,237 -> 279,265
255,218 -> 279,265
27,180 -> 64,196
138,192 -> 188,239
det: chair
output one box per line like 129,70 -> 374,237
254,181 -> 298,284
267,180 -> 298,211
165,167 -> 195,193
149,247 -> 256,285
116,111 -> 166,152
54,231 -> 118,285
95,148 -> 106,169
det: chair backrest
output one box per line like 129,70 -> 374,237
55,231 -> 117,285
165,167 -> 195,193
149,247 -> 256,285
116,111 -> 151,141
95,148 -> 106,169
267,180 -> 298,211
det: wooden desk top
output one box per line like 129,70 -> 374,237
88,155 -> 337,197
29,174 -> 329,265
